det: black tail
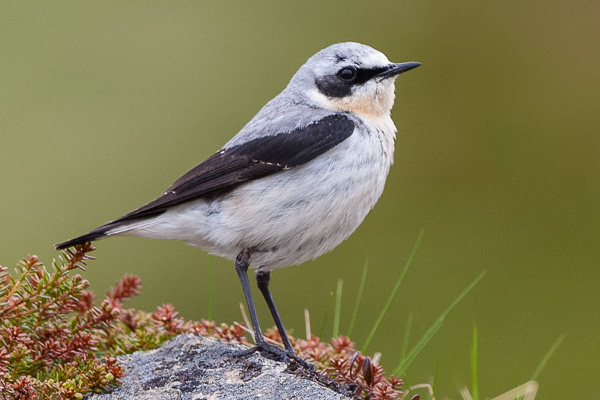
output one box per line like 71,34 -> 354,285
55,226 -> 111,250
55,200 -> 167,250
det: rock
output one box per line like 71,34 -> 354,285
86,334 -> 352,399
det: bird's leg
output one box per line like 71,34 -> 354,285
233,248 -> 265,344
255,271 -> 293,351
231,248 -> 300,365
256,270 -> 312,369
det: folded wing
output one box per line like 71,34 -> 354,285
55,114 -> 355,249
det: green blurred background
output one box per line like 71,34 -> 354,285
1,1 -> 598,398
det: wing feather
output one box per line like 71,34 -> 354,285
55,114 -> 354,249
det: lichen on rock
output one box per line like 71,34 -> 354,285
85,334 -> 351,400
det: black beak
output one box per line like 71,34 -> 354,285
377,62 -> 421,79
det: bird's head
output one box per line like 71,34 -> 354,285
289,42 -> 420,121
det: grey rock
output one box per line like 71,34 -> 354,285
87,334 -> 352,400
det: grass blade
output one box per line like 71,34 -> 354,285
361,229 -> 424,352
347,259 -> 368,337
395,317 -> 444,376
471,324 -> 479,400
400,314 -> 413,361
318,290 -> 335,339
333,279 -> 343,338
531,334 -> 565,381
393,270 -> 486,376
433,364 -> 440,396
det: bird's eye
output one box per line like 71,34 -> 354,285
337,67 -> 357,82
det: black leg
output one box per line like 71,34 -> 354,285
256,270 -> 294,352
255,270 -> 313,369
232,248 -> 312,367
234,248 -> 265,344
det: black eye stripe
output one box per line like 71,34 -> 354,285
315,66 -> 391,98
352,67 -> 389,85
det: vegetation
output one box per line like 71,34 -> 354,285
0,239 -> 555,399
0,244 -> 407,399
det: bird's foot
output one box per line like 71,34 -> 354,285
230,341 -> 314,370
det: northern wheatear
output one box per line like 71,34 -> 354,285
56,42 -> 420,367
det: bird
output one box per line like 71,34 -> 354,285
56,42 -> 420,368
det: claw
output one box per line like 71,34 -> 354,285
230,341 -> 313,370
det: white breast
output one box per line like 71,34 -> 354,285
208,118 -> 394,268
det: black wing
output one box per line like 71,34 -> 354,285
55,114 -> 355,249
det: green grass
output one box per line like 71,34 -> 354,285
347,259 -> 368,338
361,229 -> 424,352
471,324 -> 479,400
309,227 -> 563,399
325,229 -> 486,384
332,278 -> 343,338
318,289 -> 335,338
393,270 -> 486,376
531,334 -> 564,381
458,320 -> 562,400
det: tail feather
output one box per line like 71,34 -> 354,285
55,206 -> 167,250
55,214 -> 163,250
55,226 -> 111,250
